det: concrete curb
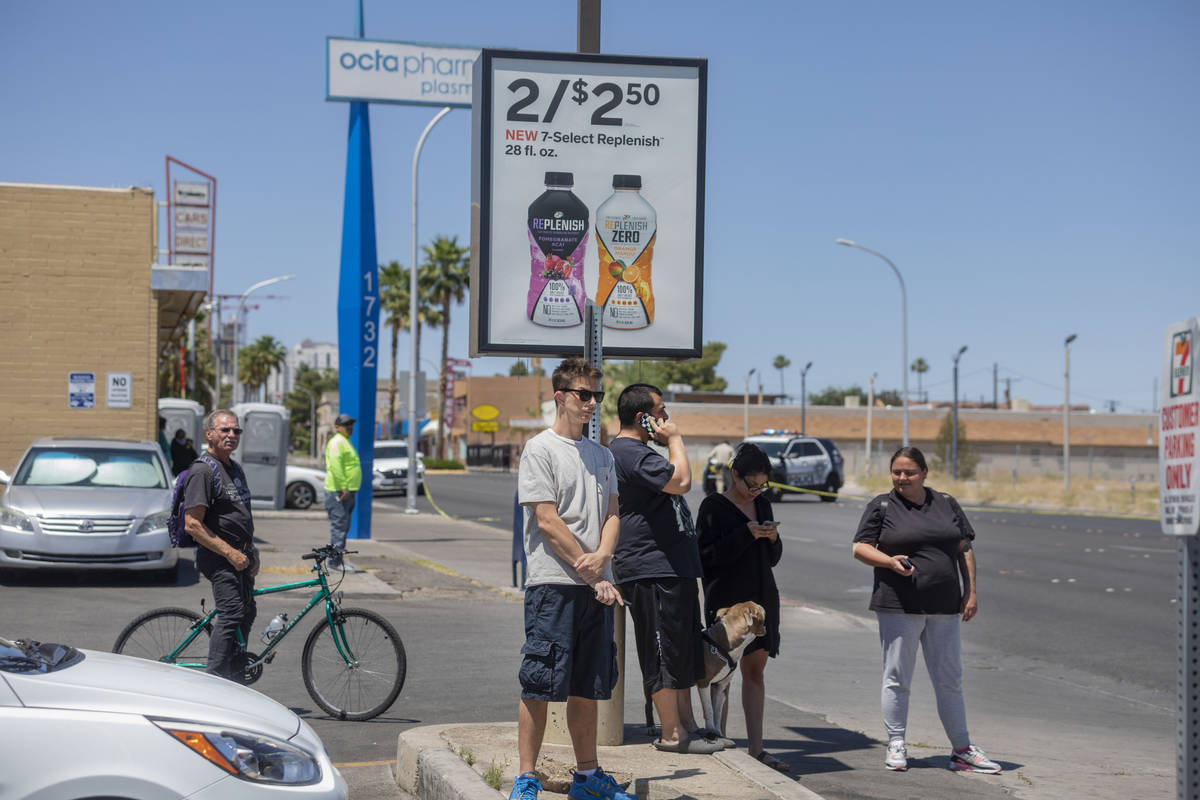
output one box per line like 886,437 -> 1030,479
713,750 -> 828,800
397,724 -> 505,800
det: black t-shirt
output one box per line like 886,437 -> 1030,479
853,488 -> 974,614
183,456 -> 254,549
609,436 -> 701,581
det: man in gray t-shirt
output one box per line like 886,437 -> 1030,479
510,358 -> 634,800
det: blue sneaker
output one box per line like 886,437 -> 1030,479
509,771 -> 542,799
567,767 -> 636,800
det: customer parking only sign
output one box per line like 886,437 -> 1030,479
1161,317 -> 1200,535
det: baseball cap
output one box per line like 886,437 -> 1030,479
334,413 -> 357,426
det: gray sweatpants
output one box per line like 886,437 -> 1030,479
876,611 -> 970,750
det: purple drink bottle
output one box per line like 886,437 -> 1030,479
527,171 -> 588,327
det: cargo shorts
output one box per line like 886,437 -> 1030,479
519,584 -> 618,702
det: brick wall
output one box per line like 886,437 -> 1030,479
0,183 -> 158,472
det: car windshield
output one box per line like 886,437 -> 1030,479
748,441 -> 786,457
14,447 -> 168,489
0,637 -> 83,674
375,446 -> 409,459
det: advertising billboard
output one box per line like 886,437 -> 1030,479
470,49 -> 706,358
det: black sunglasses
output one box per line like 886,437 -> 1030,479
743,475 -> 770,493
216,427 -> 244,435
562,388 -> 605,403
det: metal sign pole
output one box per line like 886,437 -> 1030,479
585,299 -> 603,442
1180,536 -> 1200,799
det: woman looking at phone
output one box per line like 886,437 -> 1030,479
851,446 -> 1000,775
696,443 -> 788,772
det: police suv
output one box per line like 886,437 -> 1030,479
738,431 -> 844,502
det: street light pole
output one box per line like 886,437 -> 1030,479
800,361 -> 813,435
1064,333 -> 1077,492
836,239 -> 909,445
406,106 -> 453,514
743,368 -> 756,440
952,345 -> 968,480
232,275 -> 296,406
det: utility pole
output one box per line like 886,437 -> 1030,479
1064,333 -> 1077,492
800,361 -> 812,435
865,373 -> 876,475
993,362 -> 998,409
952,346 -> 967,480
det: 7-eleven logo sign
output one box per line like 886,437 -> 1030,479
1172,330 -> 1194,398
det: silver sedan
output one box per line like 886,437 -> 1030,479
0,437 -> 177,580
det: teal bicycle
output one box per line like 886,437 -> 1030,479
112,545 -> 406,721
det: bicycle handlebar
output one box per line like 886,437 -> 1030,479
302,547 -> 358,561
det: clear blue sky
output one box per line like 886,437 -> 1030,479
4,1 -> 1197,413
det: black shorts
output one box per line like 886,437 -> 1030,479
519,584 -> 617,702
618,577 -> 704,695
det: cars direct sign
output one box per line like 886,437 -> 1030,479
470,49 -> 706,358
1160,317 -> 1200,535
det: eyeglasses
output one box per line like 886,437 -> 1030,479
562,388 -> 605,403
743,476 -> 770,493
216,427 -> 243,435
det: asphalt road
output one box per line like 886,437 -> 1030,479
398,471 -> 1177,696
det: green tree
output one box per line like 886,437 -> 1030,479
772,354 -> 791,395
379,260 -> 439,430
508,360 -> 544,377
157,308 -> 223,408
600,341 -> 729,427
809,384 -> 901,407
420,235 -> 471,459
284,364 -> 338,455
910,357 -> 930,403
932,413 -> 979,479
237,335 -> 287,403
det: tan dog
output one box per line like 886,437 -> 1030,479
696,601 -> 767,739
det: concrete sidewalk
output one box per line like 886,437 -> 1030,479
254,505 -> 829,800
253,503 -> 1173,800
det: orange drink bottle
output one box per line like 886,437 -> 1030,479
595,174 -> 656,329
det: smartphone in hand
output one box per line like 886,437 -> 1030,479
637,412 -> 656,436
897,557 -> 914,570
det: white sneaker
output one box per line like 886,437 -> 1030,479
950,744 -> 1001,773
885,740 -> 907,771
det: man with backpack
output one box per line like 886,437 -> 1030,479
182,409 -> 259,681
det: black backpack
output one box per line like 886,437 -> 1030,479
167,453 -> 223,548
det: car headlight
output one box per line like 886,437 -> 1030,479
155,721 -> 321,785
134,510 -> 171,535
0,506 -> 33,532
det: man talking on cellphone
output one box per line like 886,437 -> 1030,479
608,383 -> 720,754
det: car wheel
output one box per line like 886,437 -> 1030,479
820,479 -> 838,502
287,481 -> 316,510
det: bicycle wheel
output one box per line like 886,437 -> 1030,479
301,608 -> 406,721
113,607 -> 211,668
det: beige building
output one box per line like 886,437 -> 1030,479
0,182 -> 204,472
445,376 -> 1157,480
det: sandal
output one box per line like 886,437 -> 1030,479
753,751 -> 792,773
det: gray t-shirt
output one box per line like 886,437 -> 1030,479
518,428 -> 618,587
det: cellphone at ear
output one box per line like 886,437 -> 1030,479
637,412 -> 656,435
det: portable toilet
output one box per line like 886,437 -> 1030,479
158,398 -> 205,470
230,402 -> 290,510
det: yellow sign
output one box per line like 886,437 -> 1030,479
472,420 -> 499,432
472,403 -> 501,421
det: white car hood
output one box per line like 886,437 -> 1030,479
4,486 -> 169,518
4,649 -> 300,741
374,457 -> 423,472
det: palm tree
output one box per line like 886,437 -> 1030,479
911,357 -> 930,403
379,260 -> 438,435
772,354 -> 791,396
238,335 -> 287,402
421,235 -> 470,459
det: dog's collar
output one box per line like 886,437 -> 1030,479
701,629 -> 738,673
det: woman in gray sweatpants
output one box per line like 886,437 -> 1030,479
852,446 -> 1001,775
